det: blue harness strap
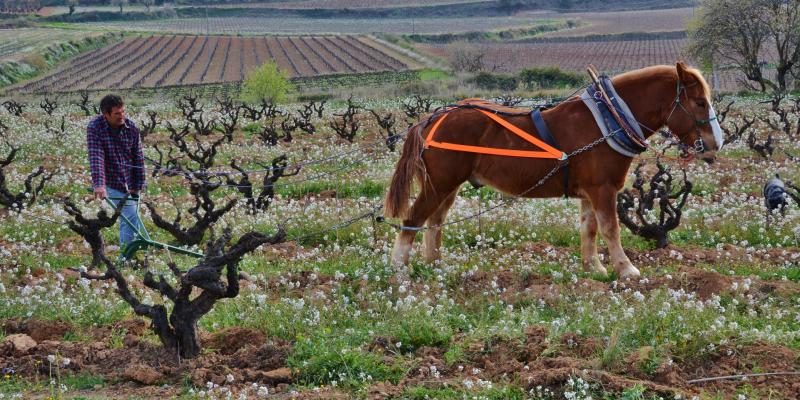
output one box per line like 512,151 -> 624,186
531,109 -> 569,198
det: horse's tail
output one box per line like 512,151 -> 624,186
385,121 -> 427,219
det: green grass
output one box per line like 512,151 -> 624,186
289,337 -> 406,388
402,385 -> 527,399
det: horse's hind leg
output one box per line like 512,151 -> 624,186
580,199 -> 607,276
424,189 -> 458,263
391,182 -> 460,267
588,186 -> 641,278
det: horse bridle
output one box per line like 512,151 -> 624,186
663,79 -> 718,155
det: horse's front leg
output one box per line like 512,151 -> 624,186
588,186 -> 641,278
391,230 -> 417,266
579,198 -> 607,276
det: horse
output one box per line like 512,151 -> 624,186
384,62 -> 723,278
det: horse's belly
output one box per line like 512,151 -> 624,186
472,158 -> 568,198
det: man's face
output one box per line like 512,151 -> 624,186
103,105 -> 125,128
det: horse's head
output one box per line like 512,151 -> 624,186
664,62 -> 724,164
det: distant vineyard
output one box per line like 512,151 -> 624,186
13,34 -> 419,93
184,0 -> 489,9
529,7 -> 693,38
81,16 -> 539,35
418,39 -> 756,91
0,28 -> 103,61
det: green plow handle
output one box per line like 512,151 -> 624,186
87,188 -> 204,259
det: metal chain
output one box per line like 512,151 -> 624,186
291,204 -> 384,242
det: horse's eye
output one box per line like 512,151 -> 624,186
696,100 -> 706,108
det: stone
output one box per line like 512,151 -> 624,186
123,364 -> 163,385
4,334 -> 37,353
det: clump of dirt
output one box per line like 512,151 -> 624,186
466,335 -> 525,378
124,363 -> 164,385
2,318 -> 72,342
206,327 -> 266,355
679,342 -> 800,398
0,319 -> 293,395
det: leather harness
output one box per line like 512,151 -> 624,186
531,108 -> 570,198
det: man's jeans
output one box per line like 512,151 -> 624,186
107,187 -> 143,247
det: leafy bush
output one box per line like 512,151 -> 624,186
518,67 -> 583,89
472,72 -> 519,91
241,61 -> 293,104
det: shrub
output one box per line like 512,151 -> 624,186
472,72 -> 518,91
518,67 -> 583,89
240,61 -> 293,104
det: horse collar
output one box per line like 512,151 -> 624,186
580,77 -> 649,158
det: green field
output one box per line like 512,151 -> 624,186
0,90 -> 797,399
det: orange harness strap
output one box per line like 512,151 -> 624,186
424,108 -> 567,160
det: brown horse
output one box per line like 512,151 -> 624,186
384,62 -> 723,278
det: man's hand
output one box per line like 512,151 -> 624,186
93,186 -> 107,200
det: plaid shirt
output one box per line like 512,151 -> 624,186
86,115 -> 145,192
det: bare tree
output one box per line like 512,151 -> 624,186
76,91 -> 98,117
2,100 -> 25,117
329,96 -> 361,143
746,129 -> 777,158
242,99 -> 281,122
762,92 -> 800,140
0,142 -> 53,211
150,142 -> 184,178
144,178 -> 237,246
177,93 -> 216,136
39,97 -> 57,116
401,94 -> 434,123
138,110 -> 159,140
215,95 -> 244,143
226,156 -> 300,213
164,121 -> 226,172
65,197 -> 285,359
44,115 -> 68,140
714,97 -> 758,145
617,161 -> 693,249
688,0 -> 800,93
447,42 -> 485,73
369,109 -> 400,152
293,103 -> 317,135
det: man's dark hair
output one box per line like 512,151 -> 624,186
99,94 -> 124,115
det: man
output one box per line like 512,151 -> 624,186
86,94 -> 145,249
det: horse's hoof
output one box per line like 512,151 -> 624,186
618,265 -> 641,278
584,260 -> 608,276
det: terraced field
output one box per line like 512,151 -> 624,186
13,34 -> 422,93
79,15 -> 544,35
416,38 -> 767,91
0,28 -> 103,61
527,7 -> 694,37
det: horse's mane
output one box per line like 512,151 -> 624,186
614,64 -> 710,98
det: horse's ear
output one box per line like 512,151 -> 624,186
676,61 -> 696,86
